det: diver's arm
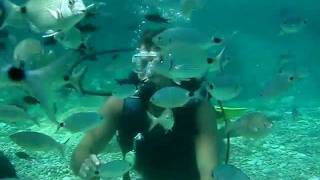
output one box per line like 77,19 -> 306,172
70,96 -> 123,175
195,101 -> 219,180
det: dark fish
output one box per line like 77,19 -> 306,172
15,151 -> 32,160
23,96 -> 40,105
0,151 -> 17,178
144,14 -> 169,24
76,23 -> 98,33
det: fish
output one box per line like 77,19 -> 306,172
14,151 -> 33,161
279,16 -> 307,35
144,13 -> 170,24
148,44 -> 211,82
147,108 -> 174,133
54,27 -> 84,49
57,111 -> 103,133
62,65 -> 87,94
259,71 -> 300,98
180,0 -> 206,18
0,104 -> 39,126
152,27 -> 215,50
96,160 -> 132,179
205,73 -> 242,101
24,51 -> 81,124
212,164 -> 250,180
1,0 -> 91,36
9,131 -> 68,156
13,38 -> 43,67
150,86 -> 199,108
0,151 -> 17,179
112,84 -> 138,99
222,112 -> 273,139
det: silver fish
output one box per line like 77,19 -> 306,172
97,160 -> 132,179
10,131 -> 67,156
279,16 -> 307,35
54,27 -> 84,49
152,27 -> 214,50
0,104 -> 39,126
1,0 -> 91,36
206,73 -> 242,101
150,86 -> 196,108
225,112 -> 273,139
13,38 -> 43,69
147,108 -> 174,133
58,111 -> 103,133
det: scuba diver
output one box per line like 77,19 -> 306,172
70,43 -> 221,180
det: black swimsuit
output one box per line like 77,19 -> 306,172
116,78 -> 204,180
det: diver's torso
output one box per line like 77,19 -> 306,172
117,96 -> 201,180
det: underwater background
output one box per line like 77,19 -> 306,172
0,0 -> 319,179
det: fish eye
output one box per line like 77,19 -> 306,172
188,91 -> 194,97
59,122 -> 64,127
288,76 -> 294,81
68,0 -> 75,8
207,58 -> 215,64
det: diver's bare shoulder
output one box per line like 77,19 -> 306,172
71,96 -> 124,175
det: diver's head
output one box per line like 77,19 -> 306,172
132,45 -> 160,81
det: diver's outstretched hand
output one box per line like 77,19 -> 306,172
79,154 -> 101,180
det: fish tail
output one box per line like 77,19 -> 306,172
58,137 -> 71,158
147,111 -> 158,131
0,0 -> 24,29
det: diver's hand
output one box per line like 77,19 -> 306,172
79,154 -> 101,179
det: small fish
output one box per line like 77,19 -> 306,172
54,27 -> 84,49
148,44 -> 210,82
150,86 -> 198,108
112,84 -> 138,99
57,111 -> 103,133
206,73 -> 242,101
9,131 -> 68,156
96,160 -> 132,179
1,0 -> 91,36
212,164 -> 250,180
279,16 -> 307,35
144,14 -> 169,24
62,66 -> 88,94
260,72 -> 300,98
223,112 -> 273,139
147,108 -> 174,133
13,38 -> 43,66
14,151 -> 32,160
0,151 -> 17,178
152,27 -> 214,50
0,104 -> 39,126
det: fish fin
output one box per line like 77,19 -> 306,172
0,0 -> 23,29
28,21 -> 41,33
47,8 -> 59,19
147,111 -> 158,131
42,30 -> 60,38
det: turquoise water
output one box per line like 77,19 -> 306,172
0,0 -> 320,179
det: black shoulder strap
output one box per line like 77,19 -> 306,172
117,97 -> 149,154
